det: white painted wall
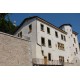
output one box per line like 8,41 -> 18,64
15,18 -> 80,64
61,25 -> 80,62
36,20 -> 68,62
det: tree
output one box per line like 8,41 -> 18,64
0,13 -> 17,35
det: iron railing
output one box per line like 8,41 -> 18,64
32,58 -> 64,66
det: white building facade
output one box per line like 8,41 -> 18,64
14,16 -> 80,66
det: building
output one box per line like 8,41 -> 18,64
14,16 -> 80,66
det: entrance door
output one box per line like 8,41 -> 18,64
59,56 -> 64,64
44,56 -> 47,65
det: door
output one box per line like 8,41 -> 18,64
44,56 -> 47,65
59,56 -> 64,64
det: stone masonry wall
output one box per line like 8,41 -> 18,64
0,32 -> 32,66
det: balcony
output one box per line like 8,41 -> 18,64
32,58 -> 64,66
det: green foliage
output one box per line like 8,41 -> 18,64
0,13 -> 17,35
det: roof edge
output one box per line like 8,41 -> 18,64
59,24 -> 72,28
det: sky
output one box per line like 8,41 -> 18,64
9,13 -> 80,43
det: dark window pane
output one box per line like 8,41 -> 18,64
20,32 -> 22,38
41,37 -> 45,46
41,24 -> 44,31
48,53 -> 51,61
61,34 -> 63,40
55,31 -> 58,38
47,27 -> 50,34
48,40 -> 51,48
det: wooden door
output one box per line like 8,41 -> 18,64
59,56 -> 64,63
44,56 -> 47,65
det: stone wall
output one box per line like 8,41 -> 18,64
0,32 -> 32,66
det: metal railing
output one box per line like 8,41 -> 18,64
32,58 -> 64,66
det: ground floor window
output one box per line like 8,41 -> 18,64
48,53 -> 51,61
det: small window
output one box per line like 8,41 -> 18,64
41,37 -> 45,46
48,53 -> 51,61
58,42 -> 64,50
28,24 -> 32,33
61,34 -> 63,40
47,27 -> 50,34
48,39 -> 52,48
20,32 -> 22,38
67,59 -> 69,63
76,48 -> 78,54
73,44 -> 74,47
18,33 -> 19,37
71,34 -> 72,37
55,31 -> 58,38
64,36 -> 66,41
74,38 -> 76,43
41,24 -> 44,31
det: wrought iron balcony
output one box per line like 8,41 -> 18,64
32,58 -> 64,66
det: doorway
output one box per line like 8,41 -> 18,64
59,56 -> 64,64
44,56 -> 47,65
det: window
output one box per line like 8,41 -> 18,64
28,24 -> 32,33
18,33 -> 19,37
73,44 -> 74,47
55,31 -> 58,38
71,34 -> 72,37
48,39 -> 52,48
74,38 -> 76,43
76,48 -> 78,54
61,34 -> 63,40
48,53 -> 51,61
47,27 -> 50,34
59,56 -> 64,63
20,32 -> 22,38
18,31 -> 22,38
64,36 -> 66,41
41,24 -> 44,31
67,59 -> 69,63
41,37 -> 45,46
58,42 -> 64,50
61,34 -> 66,41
